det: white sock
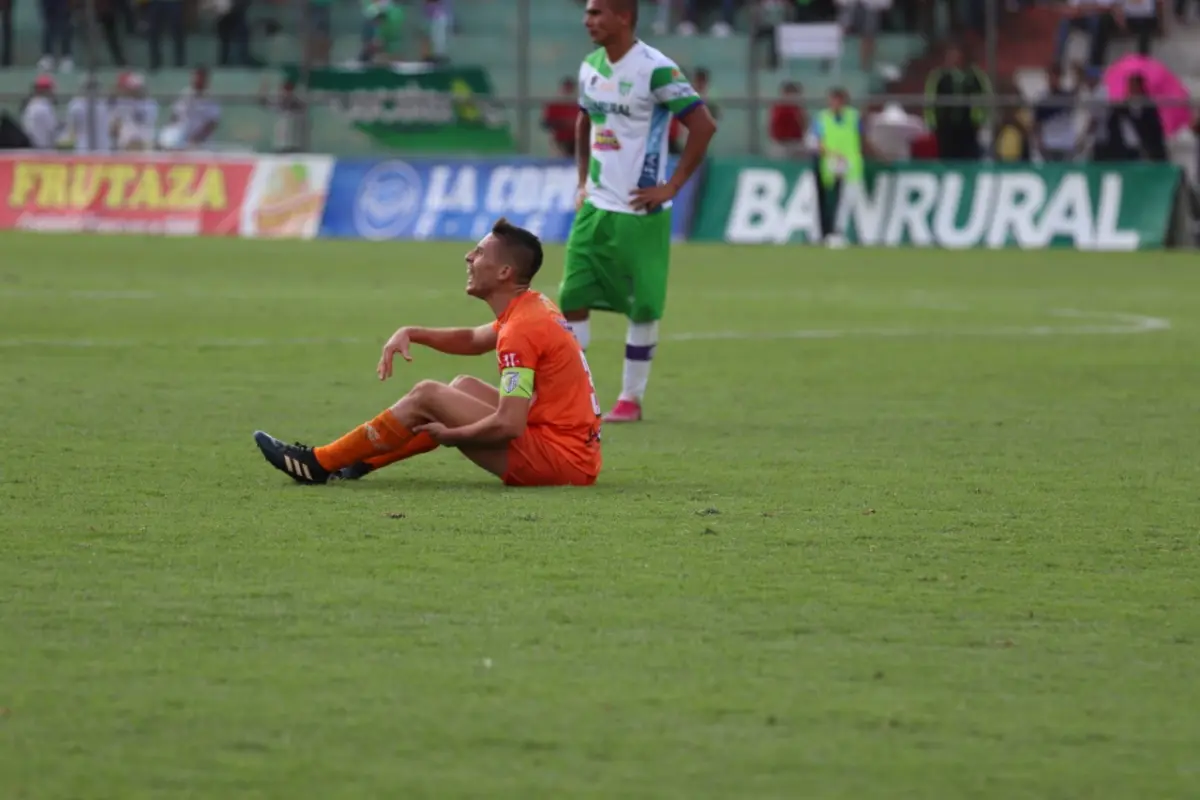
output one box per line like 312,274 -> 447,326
620,321 -> 658,402
566,319 -> 591,350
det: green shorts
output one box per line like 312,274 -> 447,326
559,203 -> 672,323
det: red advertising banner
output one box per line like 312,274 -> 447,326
0,154 -> 255,236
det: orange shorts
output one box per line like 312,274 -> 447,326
504,429 -> 599,487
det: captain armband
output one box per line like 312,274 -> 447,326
499,367 -> 535,399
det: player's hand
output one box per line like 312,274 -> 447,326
413,421 -> 455,444
574,185 -> 588,212
630,182 -> 678,212
377,326 -> 413,380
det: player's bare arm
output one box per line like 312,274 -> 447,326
377,324 -> 498,379
574,109 -> 592,210
415,395 -> 531,447
631,104 -> 717,212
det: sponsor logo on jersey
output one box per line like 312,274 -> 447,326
583,99 -> 632,118
593,129 -> 621,151
352,159 -> 424,241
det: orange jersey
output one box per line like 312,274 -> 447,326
492,291 -> 602,476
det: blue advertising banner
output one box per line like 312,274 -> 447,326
318,157 -> 702,243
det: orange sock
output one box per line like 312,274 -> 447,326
363,432 -> 439,471
314,409 -> 412,471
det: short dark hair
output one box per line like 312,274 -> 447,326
610,0 -> 638,29
694,66 -> 710,82
491,217 -> 543,285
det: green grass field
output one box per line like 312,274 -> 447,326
2,234 -> 1199,799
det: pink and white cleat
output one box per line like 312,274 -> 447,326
603,398 -> 643,423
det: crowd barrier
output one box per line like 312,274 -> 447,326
0,153 -> 1185,250
694,159 -> 1185,250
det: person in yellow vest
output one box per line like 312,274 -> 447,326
808,87 -> 871,248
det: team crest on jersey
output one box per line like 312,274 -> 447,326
618,79 -> 633,96
593,128 -> 621,150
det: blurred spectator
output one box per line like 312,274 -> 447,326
161,66 -> 220,149
1099,74 -> 1166,160
1032,64 -> 1077,161
752,0 -> 796,70
422,0 -> 451,61
113,71 -> 158,151
117,0 -> 137,36
653,0 -> 669,33
21,75 -> 59,149
543,77 -> 580,157
0,112 -> 31,147
677,0 -> 736,36
909,128 -> 939,159
62,74 -> 112,152
1054,0 -> 1113,69
1072,62 -> 1105,157
993,110 -> 1032,162
95,0 -> 128,66
924,43 -> 991,160
1191,113 -> 1200,228
836,0 -> 891,72
987,82 -> 1031,163
361,0 -> 406,64
1,0 -> 13,67
38,0 -> 74,72
766,80 -> 808,158
668,115 -> 684,155
867,103 -> 927,161
1114,0 -> 1156,56
306,0 -> 333,65
691,67 -> 720,119
216,0 -> 256,66
260,77 -> 306,153
148,0 -> 186,70
809,86 -> 866,247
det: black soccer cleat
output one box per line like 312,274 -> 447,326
330,461 -> 375,481
253,430 -> 332,485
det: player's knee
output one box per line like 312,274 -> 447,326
563,309 -> 590,322
449,374 -> 477,389
406,379 -> 447,406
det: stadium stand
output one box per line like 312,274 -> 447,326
0,0 -> 928,155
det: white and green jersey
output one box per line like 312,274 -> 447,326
577,41 -> 702,215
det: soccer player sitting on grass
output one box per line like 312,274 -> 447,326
254,219 -> 603,488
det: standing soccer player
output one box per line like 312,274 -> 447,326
563,0 -> 717,423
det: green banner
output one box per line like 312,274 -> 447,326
285,65 -> 515,154
693,159 -> 1181,250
